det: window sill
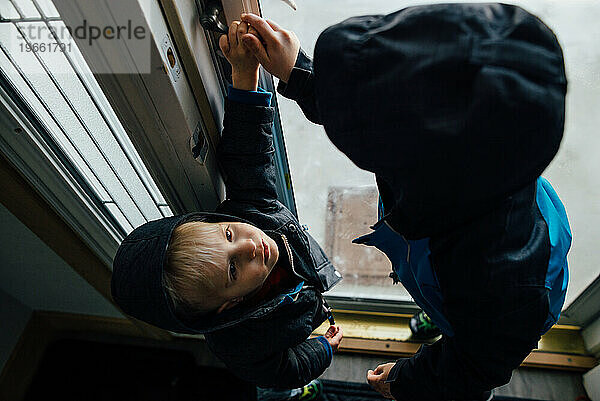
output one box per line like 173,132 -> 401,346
312,310 -> 598,372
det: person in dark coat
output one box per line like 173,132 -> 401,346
110,20 -> 343,393
240,3 -> 571,400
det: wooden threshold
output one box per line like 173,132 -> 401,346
523,351 -> 597,372
312,310 -> 598,372
327,337 -> 597,373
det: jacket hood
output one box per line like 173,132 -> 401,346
313,3 -> 567,214
111,211 -> 291,334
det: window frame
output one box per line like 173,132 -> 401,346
0,70 -> 122,267
52,0 -> 226,218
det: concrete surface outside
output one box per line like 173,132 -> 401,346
261,0 -> 600,305
325,186 -> 411,299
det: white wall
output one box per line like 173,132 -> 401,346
0,289 -> 32,374
583,363 -> 600,401
0,202 -> 122,318
582,316 -> 600,357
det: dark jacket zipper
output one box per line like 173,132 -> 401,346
280,232 -> 309,282
281,232 -> 334,324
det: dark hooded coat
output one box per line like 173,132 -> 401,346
276,3 -> 567,400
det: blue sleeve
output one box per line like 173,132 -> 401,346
316,336 -> 333,361
227,85 -> 272,107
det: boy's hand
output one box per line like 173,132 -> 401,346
367,363 -> 396,399
240,13 -> 300,83
219,21 -> 260,91
324,325 -> 343,352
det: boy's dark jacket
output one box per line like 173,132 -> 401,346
277,3 -> 567,400
111,99 -> 341,388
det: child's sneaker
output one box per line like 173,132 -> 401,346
256,380 -> 323,401
288,379 -> 323,401
409,310 -> 442,339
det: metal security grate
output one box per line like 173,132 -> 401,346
0,0 -> 172,236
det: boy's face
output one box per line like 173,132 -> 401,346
212,222 -> 279,313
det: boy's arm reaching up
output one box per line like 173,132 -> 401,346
217,21 -> 280,209
241,13 -> 322,125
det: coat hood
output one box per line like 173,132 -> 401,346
313,3 -> 567,228
111,212 -> 292,334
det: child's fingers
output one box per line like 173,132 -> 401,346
242,34 -> 269,64
236,22 -> 249,45
218,34 -> 229,54
332,330 -> 343,343
241,13 -> 277,44
228,21 -> 240,46
247,26 -> 263,43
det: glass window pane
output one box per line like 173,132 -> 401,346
0,49 -> 112,202
11,0 -> 41,19
35,0 -> 59,18
105,202 -> 135,234
0,2 -> 20,19
0,0 -> 173,235
262,0 -> 412,300
261,0 -> 600,305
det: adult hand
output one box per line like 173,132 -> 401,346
240,13 -> 300,83
324,325 -> 343,352
367,363 -> 396,399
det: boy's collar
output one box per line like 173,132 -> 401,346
266,231 -> 293,272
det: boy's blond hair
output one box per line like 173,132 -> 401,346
163,221 -> 226,316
